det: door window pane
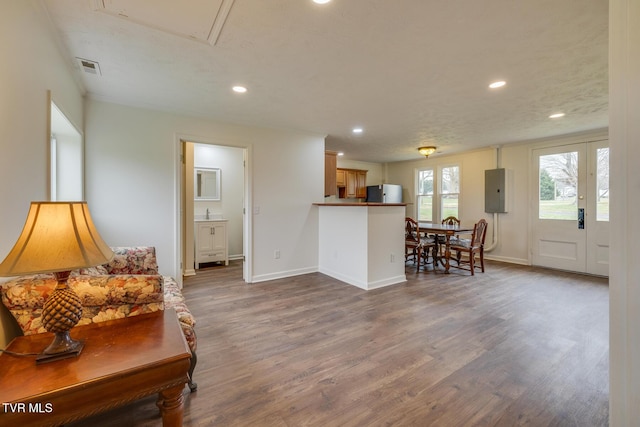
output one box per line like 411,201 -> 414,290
596,147 -> 609,221
539,152 -> 578,220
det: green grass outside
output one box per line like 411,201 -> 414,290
539,198 -> 609,221
418,198 -> 610,222
417,198 -> 458,222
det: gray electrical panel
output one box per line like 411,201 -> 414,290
485,168 -> 507,213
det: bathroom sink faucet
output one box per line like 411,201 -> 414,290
206,208 -> 210,219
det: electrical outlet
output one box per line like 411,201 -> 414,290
390,253 -> 395,263
274,249 -> 280,259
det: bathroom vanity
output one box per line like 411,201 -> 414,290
195,219 -> 228,268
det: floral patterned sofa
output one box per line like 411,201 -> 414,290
0,246 -> 197,391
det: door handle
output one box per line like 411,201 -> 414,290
578,208 -> 585,229
210,227 -> 215,235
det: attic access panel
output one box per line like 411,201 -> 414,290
94,0 -> 234,45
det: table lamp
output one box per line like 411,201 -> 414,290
0,202 -> 113,363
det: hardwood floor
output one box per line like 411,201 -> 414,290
73,260 -> 609,426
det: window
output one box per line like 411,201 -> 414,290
417,169 -> 433,222
417,164 -> 460,222
50,99 -> 83,201
440,165 -> 460,219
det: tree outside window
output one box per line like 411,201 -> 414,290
538,152 -> 578,220
441,165 -> 459,219
417,169 -> 433,222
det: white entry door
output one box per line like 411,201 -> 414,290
531,141 -> 609,276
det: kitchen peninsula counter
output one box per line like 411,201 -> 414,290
314,202 -> 407,290
313,202 -> 407,207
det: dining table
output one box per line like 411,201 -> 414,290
418,222 -> 475,273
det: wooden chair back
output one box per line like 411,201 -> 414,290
450,219 -> 488,275
441,216 -> 460,226
472,219 -> 488,248
405,217 -> 420,244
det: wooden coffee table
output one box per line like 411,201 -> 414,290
0,309 -> 191,427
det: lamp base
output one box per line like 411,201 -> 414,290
36,331 -> 85,364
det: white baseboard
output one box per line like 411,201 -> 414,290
319,267 -> 406,290
318,267 -> 366,289
251,266 -> 318,283
365,275 -> 407,290
484,255 -> 530,265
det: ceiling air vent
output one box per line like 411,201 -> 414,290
76,57 -> 102,76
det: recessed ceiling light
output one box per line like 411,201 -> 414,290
549,113 -> 565,119
352,127 -> 363,134
489,81 -> 506,89
313,0 -> 331,4
232,86 -> 247,93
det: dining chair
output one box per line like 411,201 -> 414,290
405,217 -> 422,266
437,216 -> 461,255
449,218 -> 488,275
405,217 -> 436,270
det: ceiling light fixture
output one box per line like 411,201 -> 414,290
489,81 -> 506,89
418,146 -> 437,158
352,127 -> 363,134
313,0 -> 331,4
549,113 -> 565,119
232,86 -> 247,93
337,152 -> 344,156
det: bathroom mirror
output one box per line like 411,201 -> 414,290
194,168 -> 221,201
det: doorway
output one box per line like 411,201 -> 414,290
180,139 -> 250,282
531,140 -> 609,276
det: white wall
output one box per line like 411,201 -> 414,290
609,0 -> 640,424
318,205 -> 406,290
84,100 -> 324,282
0,1 -> 85,347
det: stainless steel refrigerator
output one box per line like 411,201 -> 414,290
365,184 -> 403,203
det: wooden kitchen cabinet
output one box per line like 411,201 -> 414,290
195,220 -> 228,269
345,170 -> 357,198
337,168 -> 367,199
356,170 -> 367,198
336,169 -> 346,187
324,151 -> 337,197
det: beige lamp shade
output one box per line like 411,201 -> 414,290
0,202 -> 114,276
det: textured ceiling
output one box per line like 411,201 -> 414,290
42,0 -> 608,163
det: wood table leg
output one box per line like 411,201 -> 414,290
444,235 -> 451,273
158,384 -> 185,427
432,235 -> 444,268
